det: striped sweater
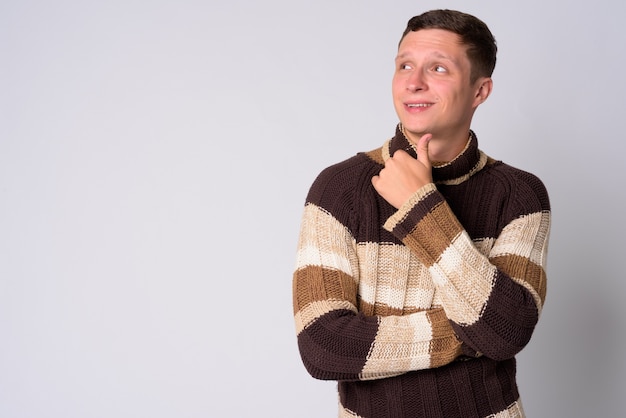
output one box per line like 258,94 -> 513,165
292,126 -> 551,418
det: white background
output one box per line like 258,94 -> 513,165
1,1 -> 625,417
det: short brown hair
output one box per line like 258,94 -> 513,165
400,9 -> 497,82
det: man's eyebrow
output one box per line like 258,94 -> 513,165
432,51 -> 454,60
395,51 -> 459,66
395,52 -> 409,60
395,52 -> 416,61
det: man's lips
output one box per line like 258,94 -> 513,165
405,102 -> 433,109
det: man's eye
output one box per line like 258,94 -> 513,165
401,64 -> 413,70
434,65 -> 447,73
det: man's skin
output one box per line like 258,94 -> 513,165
372,28 -> 493,209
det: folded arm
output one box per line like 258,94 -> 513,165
383,181 -> 551,361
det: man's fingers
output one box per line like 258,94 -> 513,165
416,133 -> 432,168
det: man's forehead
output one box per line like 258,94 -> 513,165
395,50 -> 454,60
396,31 -> 467,63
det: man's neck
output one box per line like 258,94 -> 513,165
402,125 -> 471,164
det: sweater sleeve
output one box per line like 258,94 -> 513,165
383,181 -> 551,361
293,202 -> 463,382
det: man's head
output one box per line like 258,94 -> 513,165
400,9 -> 497,83
392,10 -> 496,161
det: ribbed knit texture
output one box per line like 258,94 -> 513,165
292,126 -> 551,418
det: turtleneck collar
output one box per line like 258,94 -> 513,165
383,124 -> 489,186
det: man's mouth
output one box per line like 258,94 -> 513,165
406,103 -> 432,108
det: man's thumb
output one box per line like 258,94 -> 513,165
417,133 -> 432,168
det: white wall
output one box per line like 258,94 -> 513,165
1,1 -> 624,416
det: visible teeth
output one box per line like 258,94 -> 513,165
408,103 -> 430,108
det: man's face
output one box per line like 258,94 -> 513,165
392,29 -> 489,145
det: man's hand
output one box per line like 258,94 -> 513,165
371,133 -> 433,209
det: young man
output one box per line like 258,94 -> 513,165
292,9 -> 550,418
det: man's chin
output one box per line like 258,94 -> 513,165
400,123 -> 431,143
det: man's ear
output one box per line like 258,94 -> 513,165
473,77 -> 493,106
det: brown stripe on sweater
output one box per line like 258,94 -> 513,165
388,188 -> 443,236
359,300 -> 402,316
293,265 -> 358,314
362,300 -> 434,317
402,200 -> 464,267
428,308 -> 463,368
364,146 -> 385,166
491,253 -> 547,304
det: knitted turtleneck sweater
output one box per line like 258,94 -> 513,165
292,126 -> 551,418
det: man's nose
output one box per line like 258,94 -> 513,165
407,71 -> 426,91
